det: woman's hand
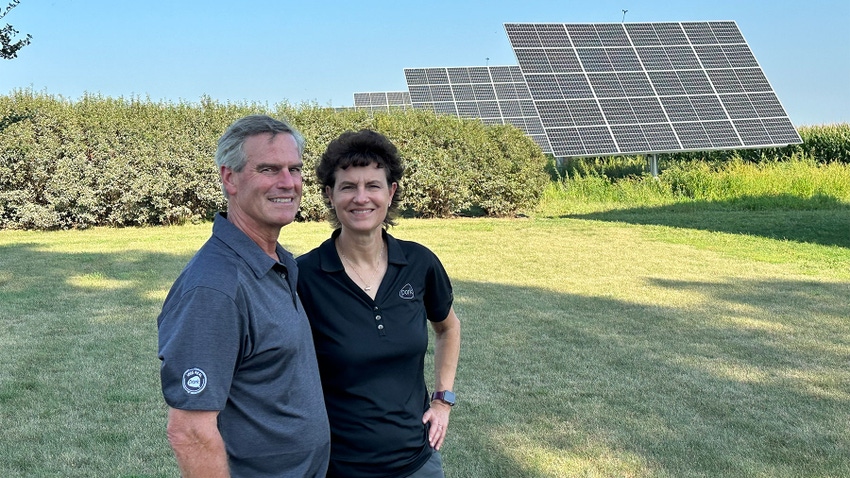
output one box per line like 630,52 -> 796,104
423,400 -> 452,450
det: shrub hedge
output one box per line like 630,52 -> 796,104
0,90 -> 549,229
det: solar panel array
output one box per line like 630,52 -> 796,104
504,21 -> 801,157
353,91 -> 412,112
404,65 -> 552,153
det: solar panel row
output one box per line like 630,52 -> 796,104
404,65 -> 553,153
353,91 -> 412,112
505,21 -> 801,157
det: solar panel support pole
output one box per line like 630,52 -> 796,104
650,154 -> 659,179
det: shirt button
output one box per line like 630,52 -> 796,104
375,315 -> 382,321
377,324 -> 384,330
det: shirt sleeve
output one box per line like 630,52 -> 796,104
158,286 -> 242,411
423,250 -> 454,323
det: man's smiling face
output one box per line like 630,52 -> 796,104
221,132 -> 303,236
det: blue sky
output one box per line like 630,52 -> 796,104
4,0 -> 848,125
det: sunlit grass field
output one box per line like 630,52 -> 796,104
2,198 -> 849,476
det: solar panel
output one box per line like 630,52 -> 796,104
404,65 -> 553,154
353,91 -> 412,112
505,21 -> 802,157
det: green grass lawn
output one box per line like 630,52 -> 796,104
1,208 -> 849,476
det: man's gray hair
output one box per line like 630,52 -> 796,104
214,115 -> 305,198
215,115 -> 305,172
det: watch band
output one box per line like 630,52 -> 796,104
431,390 -> 456,406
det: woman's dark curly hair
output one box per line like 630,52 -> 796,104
316,130 -> 405,229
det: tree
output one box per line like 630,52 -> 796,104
1,0 -> 30,59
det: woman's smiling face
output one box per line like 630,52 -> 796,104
327,162 -> 397,234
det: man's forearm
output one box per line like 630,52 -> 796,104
167,407 -> 229,478
171,438 -> 229,478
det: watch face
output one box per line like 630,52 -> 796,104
443,390 -> 456,405
432,390 -> 456,405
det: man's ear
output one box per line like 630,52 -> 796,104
221,166 -> 237,197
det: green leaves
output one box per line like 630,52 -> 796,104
0,0 -> 31,60
0,91 -> 549,229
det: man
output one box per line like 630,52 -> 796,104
157,115 -> 329,477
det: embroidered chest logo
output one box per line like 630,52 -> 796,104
399,283 -> 415,300
182,368 -> 207,395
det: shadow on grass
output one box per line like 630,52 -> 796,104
562,194 -> 850,249
0,241 -> 193,477
450,278 -> 850,477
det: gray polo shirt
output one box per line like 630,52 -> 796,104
158,213 -> 329,477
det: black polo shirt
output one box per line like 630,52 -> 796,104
296,229 -> 453,478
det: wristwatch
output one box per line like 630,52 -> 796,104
430,390 -> 456,407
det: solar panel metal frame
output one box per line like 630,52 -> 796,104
353,91 -> 412,112
404,65 -> 553,154
505,21 -> 801,157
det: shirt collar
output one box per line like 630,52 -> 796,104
212,212 -> 296,279
318,228 -> 408,274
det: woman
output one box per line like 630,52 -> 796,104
296,130 -> 461,478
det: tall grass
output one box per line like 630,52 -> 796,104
537,156 -> 850,216
662,157 -> 850,204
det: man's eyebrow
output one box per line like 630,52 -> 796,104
253,161 -> 303,170
253,162 -> 281,170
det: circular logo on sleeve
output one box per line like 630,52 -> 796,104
182,368 -> 207,395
